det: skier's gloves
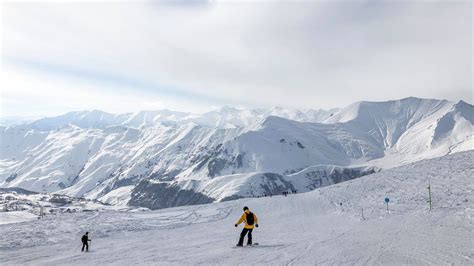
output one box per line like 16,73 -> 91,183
256,224 -> 259,228
234,224 -> 238,227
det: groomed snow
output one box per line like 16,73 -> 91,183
0,211 -> 37,225
1,151 -> 472,265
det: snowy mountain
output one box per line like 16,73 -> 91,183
1,151 -> 472,264
0,97 -> 472,209
23,109 -> 193,131
332,98 -> 474,167
18,106 -> 337,131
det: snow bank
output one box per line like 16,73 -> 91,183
0,211 -> 37,225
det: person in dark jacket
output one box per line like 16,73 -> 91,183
81,232 -> 91,252
235,206 -> 258,246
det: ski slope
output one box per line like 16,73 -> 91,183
1,151 -> 472,265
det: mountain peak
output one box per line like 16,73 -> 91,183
260,115 -> 295,127
454,99 -> 472,108
215,106 -> 240,113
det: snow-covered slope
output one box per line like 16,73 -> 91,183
1,151 -> 472,264
324,97 -> 473,167
0,98 -> 472,209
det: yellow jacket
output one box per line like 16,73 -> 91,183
236,210 -> 258,229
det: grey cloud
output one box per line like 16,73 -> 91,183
2,1 -> 472,110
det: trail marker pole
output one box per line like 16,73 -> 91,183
384,197 -> 390,214
427,181 -> 432,211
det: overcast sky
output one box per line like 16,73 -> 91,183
1,0 -> 472,117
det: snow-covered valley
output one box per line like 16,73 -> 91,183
1,151 -> 472,264
0,97 -> 472,210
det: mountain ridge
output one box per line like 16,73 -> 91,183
0,97 -> 472,209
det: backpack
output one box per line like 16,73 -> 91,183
246,212 -> 255,226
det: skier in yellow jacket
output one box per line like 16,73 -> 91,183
234,206 -> 258,246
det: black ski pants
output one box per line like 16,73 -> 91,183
82,242 -> 89,252
238,228 -> 253,245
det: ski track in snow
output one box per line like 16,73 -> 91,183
0,151 -> 473,265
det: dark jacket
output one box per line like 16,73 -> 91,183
81,234 -> 89,243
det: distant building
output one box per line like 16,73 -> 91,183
49,194 -> 71,205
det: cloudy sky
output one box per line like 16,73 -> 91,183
1,0 -> 472,117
